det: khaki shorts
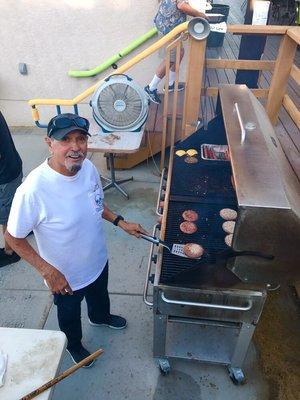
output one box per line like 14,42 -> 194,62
158,32 -> 182,64
0,172 -> 22,225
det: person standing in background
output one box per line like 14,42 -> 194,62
0,111 -> 22,267
145,0 -> 207,104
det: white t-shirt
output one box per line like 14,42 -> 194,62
7,158 -> 108,290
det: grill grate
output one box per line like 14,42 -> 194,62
170,160 -> 235,204
170,116 -> 236,204
160,201 -> 238,284
161,116 -> 238,284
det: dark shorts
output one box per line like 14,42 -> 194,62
0,172 -> 22,225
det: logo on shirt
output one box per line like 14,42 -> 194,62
94,193 -> 103,213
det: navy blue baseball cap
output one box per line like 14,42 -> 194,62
47,113 -> 90,140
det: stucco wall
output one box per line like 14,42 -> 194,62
1,0 -> 186,126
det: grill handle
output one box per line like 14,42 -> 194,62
156,168 -> 167,216
221,249 -> 274,261
140,234 -> 160,245
161,292 -> 253,311
140,234 -> 171,252
143,225 -> 160,307
234,103 -> 246,144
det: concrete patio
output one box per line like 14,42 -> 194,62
0,128 -> 271,400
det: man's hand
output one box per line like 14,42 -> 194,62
4,232 -> 73,296
118,220 -> 148,238
177,2 -> 208,20
43,265 -> 73,295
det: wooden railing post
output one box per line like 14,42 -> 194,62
266,33 -> 297,125
181,36 -> 207,138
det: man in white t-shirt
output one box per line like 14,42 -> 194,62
5,113 -> 147,367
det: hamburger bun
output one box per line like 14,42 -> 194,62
220,208 -> 237,220
225,234 -> 233,247
175,150 -> 186,157
186,149 -> 198,156
222,221 -> 235,234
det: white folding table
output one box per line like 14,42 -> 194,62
88,119 -> 144,199
0,327 -> 66,400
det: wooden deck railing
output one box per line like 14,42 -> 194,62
28,21 -> 299,172
162,24 -> 300,169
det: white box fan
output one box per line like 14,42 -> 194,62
91,74 -> 149,133
89,74 -> 150,199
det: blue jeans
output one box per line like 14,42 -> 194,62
54,262 -> 110,349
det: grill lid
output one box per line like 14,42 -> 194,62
219,84 -> 297,210
219,85 -> 300,285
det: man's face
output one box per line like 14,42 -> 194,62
46,130 -> 88,176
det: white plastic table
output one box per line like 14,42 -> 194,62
87,119 -> 144,199
0,327 -> 66,400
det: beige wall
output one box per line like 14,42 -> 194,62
1,0 -> 186,126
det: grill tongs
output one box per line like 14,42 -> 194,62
140,233 -> 274,261
140,234 -> 195,258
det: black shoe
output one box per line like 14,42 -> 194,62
89,314 -> 127,330
144,85 -> 161,104
163,82 -> 185,92
0,249 -> 21,267
66,344 -> 95,368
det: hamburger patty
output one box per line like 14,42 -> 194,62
220,208 -> 237,220
182,210 -> 199,222
180,221 -> 197,234
222,221 -> 235,234
183,243 -> 204,259
184,156 -> 198,164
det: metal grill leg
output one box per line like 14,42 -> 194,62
153,314 -> 167,358
102,153 -> 133,199
231,322 -> 255,368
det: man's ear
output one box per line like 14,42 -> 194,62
45,137 -> 53,153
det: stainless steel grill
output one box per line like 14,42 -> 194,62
143,85 -> 300,385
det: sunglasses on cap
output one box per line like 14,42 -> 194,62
47,114 -> 90,138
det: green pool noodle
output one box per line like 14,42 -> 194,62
68,27 -> 158,78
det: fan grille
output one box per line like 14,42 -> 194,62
97,82 -> 143,128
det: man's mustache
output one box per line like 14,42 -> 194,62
65,151 -> 85,158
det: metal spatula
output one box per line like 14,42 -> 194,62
140,234 -> 201,259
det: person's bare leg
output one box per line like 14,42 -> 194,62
2,225 -> 13,254
158,46 -> 185,83
156,60 -> 167,79
170,47 -> 185,72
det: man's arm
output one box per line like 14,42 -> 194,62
4,231 -> 73,295
102,204 -> 147,238
177,2 -> 207,18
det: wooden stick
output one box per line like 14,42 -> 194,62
19,349 -> 104,400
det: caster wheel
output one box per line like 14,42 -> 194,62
228,367 -> 246,385
158,359 -> 170,375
